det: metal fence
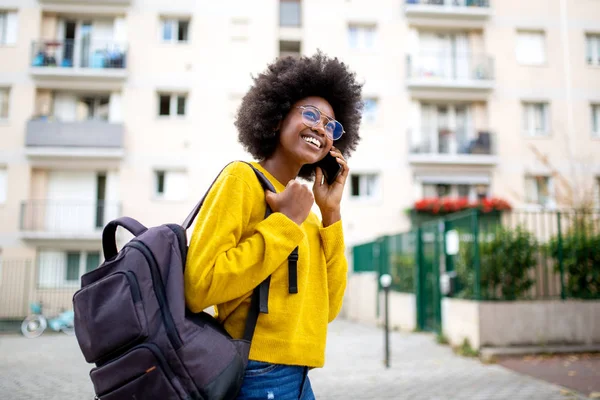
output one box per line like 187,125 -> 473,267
446,209 -> 600,301
0,257 -> 95,333
352,208 -> 600,331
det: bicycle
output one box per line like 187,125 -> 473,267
21,301 -> 75,338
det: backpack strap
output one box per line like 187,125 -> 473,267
242,162 -> 299,296
102,217 -> 148,260
181,161 -> 300,343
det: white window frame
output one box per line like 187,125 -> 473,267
592,104 -> 600,138
363,98 -> 378,124
153,169 -> 188,201
348,24 -> 376,50
0,166 -> 6,204
516,30 -> 546,66
524,175 -> 555,208
160,18 -> 190,44
0,87 -> 9,120
37,250 -> 102,289
158,93 -> 187,117
349,173 -> 381,201
523,102 -> 550,137
586,34 -> 600,66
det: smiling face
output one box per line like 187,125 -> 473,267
276,96 -> 335,166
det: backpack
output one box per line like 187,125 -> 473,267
72,162 -> 298,400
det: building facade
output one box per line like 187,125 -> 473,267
0,0 -> 599,316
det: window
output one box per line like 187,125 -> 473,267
348,25 -> 376,50
350,173 -> 380,199
523,102 -> 550,136
586,34 -> 600,66
422,183 -> 489,202
280,0 -> 301,27
153,170 -> 188,201
592,104 -> 600,137
0,12 -> 5,44
363,98 -> 378,124
0,11 -> 17,45
161,18 -> 190,43
0,88 -> 8,119
525,176 -> 554,207
0,167 -> 6,204
158,93 -> 187,117
279,40 -> 301,58
230,18 -> 249,41
516,31 -> 546,65
77,96 -> 109,121
37,250 -> 101,288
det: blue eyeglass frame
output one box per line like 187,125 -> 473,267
295,105 -> 345,140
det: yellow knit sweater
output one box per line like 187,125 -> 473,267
184,161 -> 347,368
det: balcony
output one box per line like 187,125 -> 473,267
39,0 -> 131,3
20,200 -> 121,241
405,0 -> 492,21
25,118 -> 124,161
30,40 -> 127,85
406,53 -> 494,95
408,130 -> 498,165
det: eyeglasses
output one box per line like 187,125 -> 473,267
296,105 -> 345,141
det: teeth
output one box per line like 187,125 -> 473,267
302,136 -> 321,148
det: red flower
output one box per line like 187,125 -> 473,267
413,197 -> 512,215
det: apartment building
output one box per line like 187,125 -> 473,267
0,0 -> 599,317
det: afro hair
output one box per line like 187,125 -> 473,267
235,51 -> 364,179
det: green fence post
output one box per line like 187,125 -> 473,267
374,239 -> 381,317
416,227 -> 424,331
557,212 -> 566,300
472,209 -> 481,301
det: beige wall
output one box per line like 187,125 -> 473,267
0,1 -> 599,313
442,298 -> 600,349
442,298 -> 481,348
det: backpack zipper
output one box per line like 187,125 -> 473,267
126,241 -> 183,349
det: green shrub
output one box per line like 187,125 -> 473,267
389,253 -> 415,293
548,231 -> 600,299
455,226 -> 538,300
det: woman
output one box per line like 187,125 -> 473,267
184,51 -> 363,400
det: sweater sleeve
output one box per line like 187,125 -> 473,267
184,171 -> 305,312
319,220 -> 348,322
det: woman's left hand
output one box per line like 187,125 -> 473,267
313,147 -> 349,218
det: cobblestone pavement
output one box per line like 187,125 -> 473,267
0,319 -> 585,400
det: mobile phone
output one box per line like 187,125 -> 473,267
316,152 -> 342,185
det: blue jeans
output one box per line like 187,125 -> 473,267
235,360 -> 316,400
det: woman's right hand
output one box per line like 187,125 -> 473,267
265,180 -> 314,225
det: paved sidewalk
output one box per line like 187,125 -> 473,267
0,319 -> 584,400
310,320 -> 583,400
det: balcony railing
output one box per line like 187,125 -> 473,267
409,130 -> 496,163
26,119 -> 124,149
31,39 -> 127,71
405,0 -> 491,16
406,0 -> 490,8
38,0 -> 131,4
406,52 -> 494,88
20,200 -> 121,236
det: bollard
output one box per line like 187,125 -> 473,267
380,274 -> 392,369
